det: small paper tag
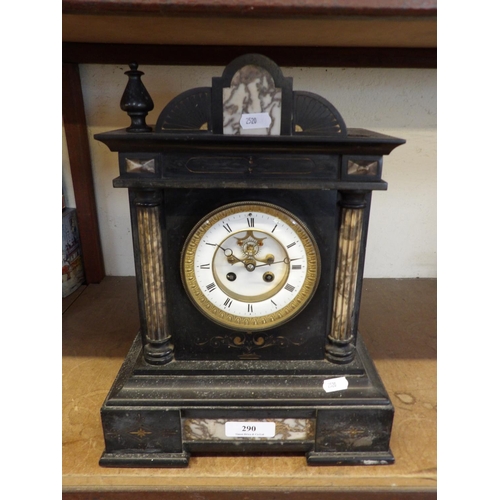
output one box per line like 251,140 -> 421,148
225,421 -> 276,438
240,113 -> 272,130
323,377 -> 349,393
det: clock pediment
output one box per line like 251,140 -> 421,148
155,53 -> 346,138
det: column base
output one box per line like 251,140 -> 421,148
144,337 -> 174,365
325,336 -> 355,364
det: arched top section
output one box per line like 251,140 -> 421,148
154,54 -> 347,137
229,64 -> 275,87
212,54 -> 293,135
219,54 -> 290,89
221,64 -> 283,136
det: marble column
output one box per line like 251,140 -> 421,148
134,191 -> 174,365
326,191 -> 367,364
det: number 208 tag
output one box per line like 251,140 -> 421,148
225,421 -> 276,438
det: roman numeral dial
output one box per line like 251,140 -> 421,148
181,201 -> 320,331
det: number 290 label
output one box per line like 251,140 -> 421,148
225,421 -> 276,438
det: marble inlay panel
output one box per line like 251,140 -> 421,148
125,158 -> 156,174
223,65 -> 282,136
183,418 -> 314,441
347,159 -> 379,176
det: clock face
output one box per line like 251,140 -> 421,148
181,201 -> 320,331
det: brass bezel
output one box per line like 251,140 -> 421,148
181,201 -> 320,331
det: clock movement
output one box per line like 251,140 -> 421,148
95,54 -> 405,467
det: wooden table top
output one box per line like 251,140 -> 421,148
62,277 -> 436,499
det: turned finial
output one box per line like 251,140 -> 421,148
120,63 -> 154,133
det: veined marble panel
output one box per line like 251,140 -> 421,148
183,418 -> 314,441
223,65 -> 282,136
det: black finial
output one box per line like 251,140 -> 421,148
120,63 -> 154,133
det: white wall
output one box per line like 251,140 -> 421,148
62,64 -> 436,278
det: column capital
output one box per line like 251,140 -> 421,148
133,190 -> 162,207
339,190 -> 367,209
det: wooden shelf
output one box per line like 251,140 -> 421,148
63,0 -> 436,48
62,277 -> 437,499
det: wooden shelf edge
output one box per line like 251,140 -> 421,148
62,43 -> 437,68
62,0 -> 438,18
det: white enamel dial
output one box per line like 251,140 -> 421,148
181,202 -> 320,331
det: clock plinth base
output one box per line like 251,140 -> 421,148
99,332 -> 394,468
100,452 -> 190,468
306,450 -> 394,466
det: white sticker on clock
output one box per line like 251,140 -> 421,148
240,113 -> 272,130
225,421 -> 276,438
323,376 -> 349,393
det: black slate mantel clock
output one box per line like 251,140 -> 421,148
95,54 -> 405,467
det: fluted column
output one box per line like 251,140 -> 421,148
134,191 -> 174,365
326,191 -> 367,364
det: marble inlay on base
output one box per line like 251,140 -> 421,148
223,65 -> 282,136
183,418 -> 314,441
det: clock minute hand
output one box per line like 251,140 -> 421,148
254,257 -> 301,268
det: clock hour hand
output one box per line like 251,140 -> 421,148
207,242 -> 262,272
206,242 -> 246,265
